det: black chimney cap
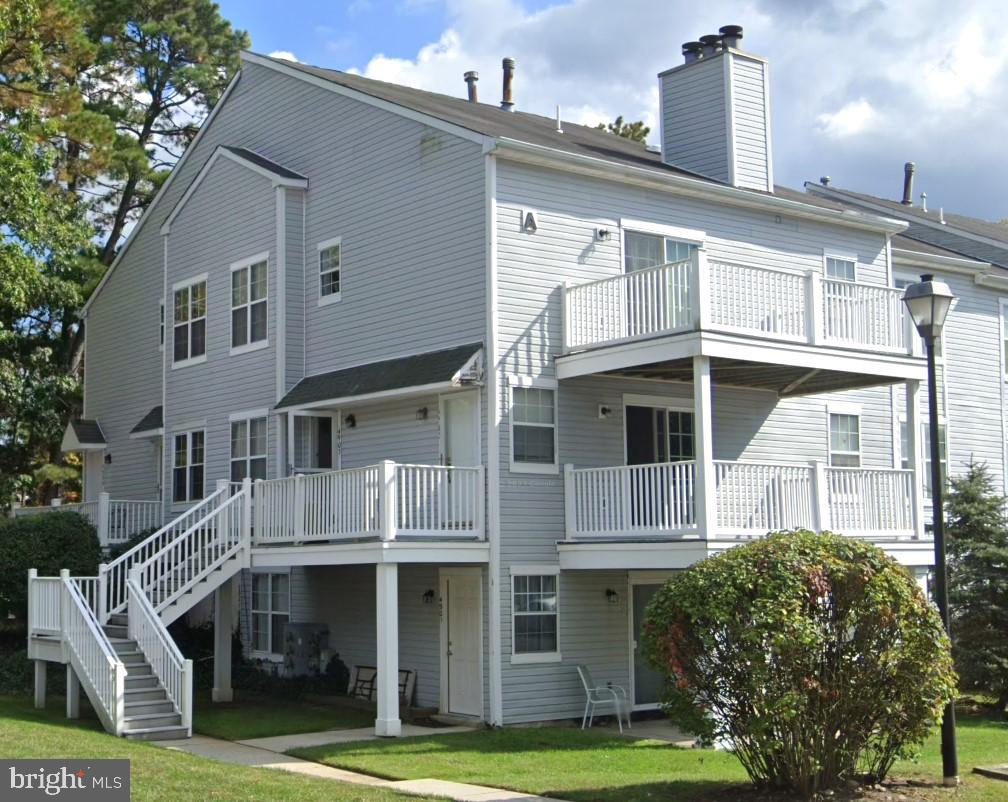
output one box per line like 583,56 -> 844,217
681,41 -> 703,54
719,25 -> 743,38
699,34 -> 722,47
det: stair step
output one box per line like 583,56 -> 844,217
124,663 -> 152,677
124,687 -> 167,702
103,624 -> 128,639
106,614 -> 128,627
123,725 -> 189,741
124,675 -> 158,690
122,712 -> 182,731
124,699 -> 175,716
109,639 -> 139,655
120,652 -> 147,665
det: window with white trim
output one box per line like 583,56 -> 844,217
172,430 -> 205,503
829,413 -> 861,467
825,255 -> 857,282
624,231 -> 696,272
895,274 -> 943,357
318,237 -> 341,302
231,258 -> 267,350
230,416 -> 267,483
252,572 -> 289,655
900,419 -> 948,498
512,574 -> 558,655
511,386 -> 557,469
173,278 -> 206,364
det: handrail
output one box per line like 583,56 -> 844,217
127,574 -> 192,734
568,257 -> 691,291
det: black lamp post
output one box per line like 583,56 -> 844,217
901,273 -> 957,787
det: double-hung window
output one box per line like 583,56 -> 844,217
318,237 -> 341,304
231,255 -> 268,352
172,430 -> 205,503
510,383 -> 557,472
230,415 -> 268,483
900,419 -> 948,498
173,277 -> 207,366
829,413 -> 861,467
512,572 -> 559,660
252,572 -> 289,656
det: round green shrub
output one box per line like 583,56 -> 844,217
641,529 -> 956,797
0,512 -> 102,621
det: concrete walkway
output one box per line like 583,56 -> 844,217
154,728 -> 560,802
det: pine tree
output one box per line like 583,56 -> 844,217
945,460 -> 1008,713
595,115 -> 650,144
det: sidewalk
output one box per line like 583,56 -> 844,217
154,729 -> 562,802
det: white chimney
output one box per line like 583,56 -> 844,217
658,25 -> 773,192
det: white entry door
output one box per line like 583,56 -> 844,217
440,392 -> 480,528
440,569 -> 482,717
83,451 -> 104,502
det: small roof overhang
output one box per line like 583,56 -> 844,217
129,405 -> 164,439
61,419 -> 107,452
275,342 -> 484,412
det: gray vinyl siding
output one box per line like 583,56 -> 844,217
285,188 -> 306,392
660,57 -> 729,183
731,56 -> 770,191
338,393 -> 444,468
162,155 -> 278,501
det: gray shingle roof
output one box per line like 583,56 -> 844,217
130,406 -> 163,435
70,419 -> 106,446
221,146 -> 307,181
276,342 -> 483,410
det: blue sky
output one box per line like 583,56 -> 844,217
215,0 -> 1008,221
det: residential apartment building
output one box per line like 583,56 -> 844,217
28,25 -> 1008,739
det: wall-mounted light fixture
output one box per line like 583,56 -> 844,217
343,413 -> 357,429
595,227 -> 612,242
416,407 -> 429,421
605,588 -> 619,605
598,404 -> 614,420
103,454 -> 113,465
422,589 -> 436,604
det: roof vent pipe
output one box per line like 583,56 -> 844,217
464,70 -> 478,103
500,58 -> 515,111
820,176 -> 831,186
920,192 -> 927,213
699,34 -> 722,57
719,25 -> 743,49
901,161 -> 915,205
682,41 -> 703,63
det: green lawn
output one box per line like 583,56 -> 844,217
0,696 -> 432,802
193,690 -> 374,740
291,711 -> 1008,802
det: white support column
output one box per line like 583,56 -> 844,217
905,379 -> 925,538
66,664 -> 80,719
563,464 -> 576,540
810,461 -> 830,532
691,248 -> 711,330
805,271 -> 823,345
33,660 -> 46,709
693,356 -> 716,538
212,575 -> 234,702
374,563 -> 401,737
379,460 -> 397,542
97,492 -> 111,547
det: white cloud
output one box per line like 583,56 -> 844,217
816,99 -> 878,139
268,50 -> 299,62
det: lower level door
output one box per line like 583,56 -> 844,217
441,569 -> 482,717
632,583 -> 665,707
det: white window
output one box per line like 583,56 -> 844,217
825,255 -> 857,282
624,231 -> 696,272
512,573 -> 559,659
318,237 -> 341,304
231,255 -> 268,352
172,430 -> 205,503
829,413 -> 861,467
230,416 -> 268,483
251,572 -> 289,656
900,419 -> 948,499
510,384 -> 557,472
895,274 -> 943,357
292,415 -> 334,472
172,277 -> 207,366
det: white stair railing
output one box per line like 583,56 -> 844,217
60,572 -> 126,736
127,572 -> 192,735
101,486 -> 230,618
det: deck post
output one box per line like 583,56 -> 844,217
692,356 -> 716,538
805,271 -> 823,345
379,460 -> 397,542
97,563 -> 109,625
97,492 -> 111,547
811,461 -> 830,532
905,379 -> 924,537
212,575 -> 234,702
561,281 -> 571,353
293,474 -> 306,543
563,464 -> 576,540
241,476 -> 253,555
374,563 -> 401,736
691,248 -> 711,330
33,660 -> 46,709
66,664 -> 80,719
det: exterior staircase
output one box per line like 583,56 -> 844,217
27,478 -> 252,740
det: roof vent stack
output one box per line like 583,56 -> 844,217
699,34 -> 722,57
820,176 -> 831,186
463,70 -> 478,103
920,192 -> 927,213
901,161 -> 915,205
719,25 -> 743,48
682,41 -> 703,64
500,58 -> 515,111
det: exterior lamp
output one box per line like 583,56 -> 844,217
901,273 -> 957,787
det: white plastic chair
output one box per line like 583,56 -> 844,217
577,665 -> 631,733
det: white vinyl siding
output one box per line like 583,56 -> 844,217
230,255 -> 268,352
230,416 -> 268,483
829,413 -> 861,467
252,572 -> 290,656
172,277 -> 207,366
172,429 -> 205,503
318,237 -> 341,304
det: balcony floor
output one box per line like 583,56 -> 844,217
250,538 -> 490,568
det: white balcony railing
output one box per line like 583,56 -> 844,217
11,494 -> 162,547
564,460 -> 916,541
562,250 -> 910,355
254,461 -> 485,545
